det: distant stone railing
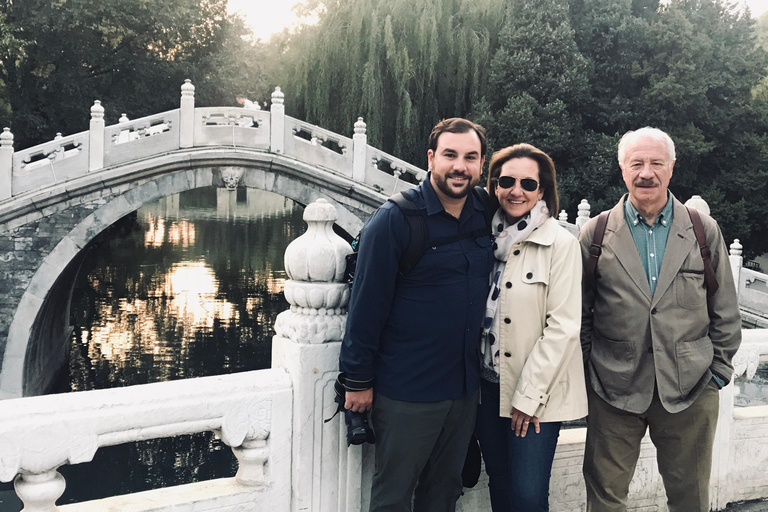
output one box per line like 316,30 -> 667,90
0,81 -> 424,204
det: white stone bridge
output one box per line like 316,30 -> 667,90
1,82 -> 768,512
0,81 -> 426,399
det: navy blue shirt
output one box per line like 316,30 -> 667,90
339,176 -> 493,402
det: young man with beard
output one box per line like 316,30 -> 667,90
339,118 -> 494,512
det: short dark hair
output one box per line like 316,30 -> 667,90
429,118 -> 487,158
487,143 -> 559,217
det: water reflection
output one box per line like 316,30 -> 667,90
53,186 -> 305,504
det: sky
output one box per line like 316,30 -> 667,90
228,0 -> 768,42
227,0 -> 309,41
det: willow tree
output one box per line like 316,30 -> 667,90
278,0 -> 504,167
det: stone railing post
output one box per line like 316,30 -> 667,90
270,87 -> 285,154
352,117 -> 367,182
14,469 -> 66,512
0,128 -> 13,201
576,199 -> 591,229
729,239 -> 743,299
88,100 -> 105,172
711,354 -> 737,509
272,198 -> 360,512
180,79 -> 195,148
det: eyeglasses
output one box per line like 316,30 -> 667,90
492,176 -> 539,192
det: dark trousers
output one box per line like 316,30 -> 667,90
369,391 -> 479,512
583,382 -> 719,512
475,378 -> 562,512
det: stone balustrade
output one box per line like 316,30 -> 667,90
0,81 -> 424,207
0,369 -> 292,511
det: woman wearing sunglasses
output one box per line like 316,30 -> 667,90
476,143 -> 587,512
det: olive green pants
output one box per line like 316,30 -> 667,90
583,382 -> 719,512
369,391 -> 478,512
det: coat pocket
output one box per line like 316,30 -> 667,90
675,269 -> 707,310
675,335 -> 714,396
589,330 -> 635,392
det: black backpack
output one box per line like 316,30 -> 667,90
343,186 -> 493,284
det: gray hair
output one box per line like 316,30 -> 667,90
618,127 -> 676,164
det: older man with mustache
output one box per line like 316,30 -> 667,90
578,127 -> 742,512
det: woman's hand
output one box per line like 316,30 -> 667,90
511,407 -> 540,437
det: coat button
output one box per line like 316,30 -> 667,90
526,272 -> 533,279
513,250 -> 520,255
651,308 -> 657,315
504,318 -> 511,324
505,282 -> 512,288
504,352 -> 512,357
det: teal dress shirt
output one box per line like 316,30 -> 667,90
623,193 -> 674,296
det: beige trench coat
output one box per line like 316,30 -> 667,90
496,216 -> 588,422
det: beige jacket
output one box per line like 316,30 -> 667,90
496,216 -> 588,422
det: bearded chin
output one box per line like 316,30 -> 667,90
437,175 -> 475,199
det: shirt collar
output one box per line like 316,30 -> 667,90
624,191 -> 674,227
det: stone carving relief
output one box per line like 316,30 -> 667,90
220,168 -> 244,190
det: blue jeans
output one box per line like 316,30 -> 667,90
476,378 -> 561,512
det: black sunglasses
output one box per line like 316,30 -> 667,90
493,176 -> 539,192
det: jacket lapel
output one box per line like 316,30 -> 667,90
652,198 -> 696,307
607,197 -> 653,302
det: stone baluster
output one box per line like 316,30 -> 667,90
14,470 -> 66,512
576,199 -> 591,229
52,133 -> 64,161
270,87 -> 285,154
684,194 -> 710,215
232,437 -> 269,486
558,210 -> 568,223
730,239 -> 743,298
272,198 -> 357,512
180,79 -> 195,148
352,117 -> 367,183
0,127 -> 14,201
88,100 -> 105,172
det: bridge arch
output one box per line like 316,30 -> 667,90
0,149 -> 387,398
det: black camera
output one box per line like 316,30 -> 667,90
324,373 -> 376,446
344,408 -> 375,446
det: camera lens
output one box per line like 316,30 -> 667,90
344,409 -> 375,446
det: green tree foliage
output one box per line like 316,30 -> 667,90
275,0 -> 504,167
0,0 -> 268,149
475,0 -> 592,209
630,0 -> 768,256
277,0 -> 768,254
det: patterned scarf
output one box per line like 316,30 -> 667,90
480,200 -> 549,382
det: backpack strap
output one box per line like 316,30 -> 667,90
472,186 -> 493,229
388,187 -> 492,274
686,207 -> 719,297
388,189 -> 428,274
586,210 -> 610,287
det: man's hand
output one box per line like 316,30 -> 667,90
345,389 -> 373,413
